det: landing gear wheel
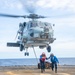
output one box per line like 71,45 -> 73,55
47,45 -> 51,52
20,44 -> 24,51
27,52 -> 29,56
24,52 -> 29,56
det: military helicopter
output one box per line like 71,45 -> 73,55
0,12 -> 56,56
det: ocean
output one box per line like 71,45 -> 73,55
0,58 -> 75,66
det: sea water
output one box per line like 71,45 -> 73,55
0,58 -> 75,66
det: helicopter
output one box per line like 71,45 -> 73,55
0,13 -> 56,56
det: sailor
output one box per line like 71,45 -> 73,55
40,52 -> 46,73
47,53 -> 59,73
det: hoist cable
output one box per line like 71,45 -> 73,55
32,47 -> 38,64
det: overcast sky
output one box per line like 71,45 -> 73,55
0,0 -> 75,59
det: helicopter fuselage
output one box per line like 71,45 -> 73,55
17,20 -> 55,48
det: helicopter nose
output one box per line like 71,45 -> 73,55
29,27 -> 44,37
32,27 -> 44,33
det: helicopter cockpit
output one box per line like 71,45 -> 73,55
30,22 -> 38,28
26,21 -> 38,30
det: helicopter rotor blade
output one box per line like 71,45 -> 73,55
0,13 -> 27,18
0,13 -> 47,19
26,14 -> 47,19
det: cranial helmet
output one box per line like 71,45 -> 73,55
50,53 -> 54,57
42,52 -> 46,56
42,52 -> 45,54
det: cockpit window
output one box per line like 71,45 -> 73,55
30,22 -> 38,28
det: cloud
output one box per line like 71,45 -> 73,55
54,42 -> 75,50
0,0 -> 75,12
52,36 -> 75,50
37,0 -> 75,11
0,0 -> 23,10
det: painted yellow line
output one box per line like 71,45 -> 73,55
6,71 -> 17,75
40,74 -> 51,75
40,73 -> 70,75
57,73 -> 70,75
6,71 -> 70,75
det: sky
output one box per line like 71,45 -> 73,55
0,0 -> 75,59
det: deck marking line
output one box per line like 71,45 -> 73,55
6,71 -> 17,75
57,73 -> 70,75
40,73 -> 52,75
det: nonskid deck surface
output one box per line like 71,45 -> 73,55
0,65 -> 75,75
